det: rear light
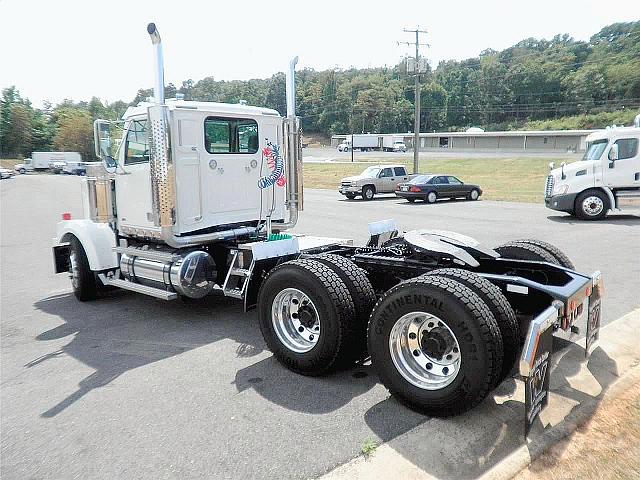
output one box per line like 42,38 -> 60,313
62,213 -> 71,220
409,186 -> 421,193
396,185 -> 400,190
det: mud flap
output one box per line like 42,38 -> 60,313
586,273 -> 603,355
520,303 -> 559,435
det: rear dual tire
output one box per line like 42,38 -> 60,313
368,275 -> 504,417
258,259 -> 362,375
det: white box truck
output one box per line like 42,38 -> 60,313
382,136 -> 407,152
545,119 -> 640,220
337,135 -> 380,152
50,23 -> 604,431
15,152 -> 82,173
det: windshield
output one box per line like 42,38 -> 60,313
582,139 -> 608,161
360,166 -> 381,178
410,175 -> 433,184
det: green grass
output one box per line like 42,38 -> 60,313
0,159 -> 21,169
303,156 -> 572,203
361,439 -> 378,458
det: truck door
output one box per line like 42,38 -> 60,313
201,115 -> 265,226
378,167 -> 395,192
604,137 -> 640,189
115,119 -> 156,231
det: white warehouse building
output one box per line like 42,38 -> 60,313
331,129 -> 594,152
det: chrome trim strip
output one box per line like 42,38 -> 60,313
519,301 -> 562,377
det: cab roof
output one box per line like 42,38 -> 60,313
586,126 -> 640,142
122,99 -> 281,120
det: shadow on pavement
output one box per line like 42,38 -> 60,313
547,214 -> 640,226
32,291 -> 265,418
233,360 -> 380,415
364,344 -> 616,479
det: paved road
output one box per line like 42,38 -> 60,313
1,175 -> 639,479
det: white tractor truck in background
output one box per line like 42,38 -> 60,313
545,118 -> 640,220
52,23 -> 604,430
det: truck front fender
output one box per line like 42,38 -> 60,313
54,220 -> 118,271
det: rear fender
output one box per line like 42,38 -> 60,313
54,219 -> 118,271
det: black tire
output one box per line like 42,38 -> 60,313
509,239 -> 574,269
426,191 -> 437,204
423,269 -> 519,384
258,259 -> 357,375
407,198 -> 416,203
311,254 -> 376,358
345,193 -> 356,200
575,189 -> 609,220
69,236 -> 98,301
19,168 -> 26,174
362,185 -> 375,201
468,189 -> 480,201
368,275 -> 503,416
494,241 -> 559,264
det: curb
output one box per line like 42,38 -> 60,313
319,308 -> 640,480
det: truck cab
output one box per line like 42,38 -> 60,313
545,124 -> 640,219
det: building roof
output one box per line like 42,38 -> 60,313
332,129 -> 595,138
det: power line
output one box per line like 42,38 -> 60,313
399,27 -> 428,174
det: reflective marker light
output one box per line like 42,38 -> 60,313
62,213 -> 72,220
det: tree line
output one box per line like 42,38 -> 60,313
1,21 -> 638,160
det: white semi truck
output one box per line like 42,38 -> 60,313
545,120 -> 640,220
52,24 -> 603,429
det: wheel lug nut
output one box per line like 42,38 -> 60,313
309,335 -> 314,341
453,347 -> 459,353
442,367 -> 449,374
413,349 -> 420,357
426,363 -> 433,370
428,322 -> 434,328
446,354 -> 452,360
298,326 -> 304,333
409,332 -> 417,340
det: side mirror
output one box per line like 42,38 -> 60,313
608,144 -> 618,167
94,120 -> 112,159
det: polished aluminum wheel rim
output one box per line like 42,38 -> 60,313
389,312 -> 461,390
582,196 -> 604,216
427,192 -> 437,203
471,190 -> 479,200
69,251 -> 80,289
272,288 -> 320,353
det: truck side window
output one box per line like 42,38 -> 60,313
614,138 -> 638,160
394,167 -> 406,176
124,120 -> 149,165
204,117 -> 259,154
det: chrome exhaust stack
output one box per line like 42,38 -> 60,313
274,56 -> 303,231
147,23 -> 165,105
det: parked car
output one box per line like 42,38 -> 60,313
62,161 -> 87,175
49,161 -> 67,174
395,174 -> 482,203
339,164 -> 419,200
0,167 -> 15,179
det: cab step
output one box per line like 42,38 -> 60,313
100,275 -> 177,300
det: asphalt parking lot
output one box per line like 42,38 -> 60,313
1,174 -> 639,479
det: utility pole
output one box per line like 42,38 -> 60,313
399,28 -> 428,174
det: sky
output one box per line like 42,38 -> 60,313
1,0 -> 638,108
